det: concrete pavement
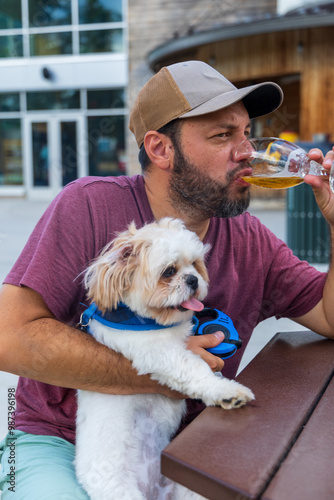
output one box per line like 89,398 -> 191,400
0,198 -> 329,440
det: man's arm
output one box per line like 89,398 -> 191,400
291,147 -> 334,338
0,284 -> 224,395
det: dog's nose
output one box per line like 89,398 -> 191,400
185,274 -> 198,291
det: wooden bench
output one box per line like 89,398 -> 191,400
161,331 -> 334,499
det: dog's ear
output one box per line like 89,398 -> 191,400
84,240 -> 137,313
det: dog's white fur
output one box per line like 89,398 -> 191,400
75,218 -> 254,500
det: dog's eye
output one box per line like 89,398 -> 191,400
162,266 -> 177,278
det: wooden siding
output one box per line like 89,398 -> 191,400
197,26 -> 334,141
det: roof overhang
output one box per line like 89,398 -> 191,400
148,11 -> 334,70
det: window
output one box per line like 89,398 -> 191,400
30,32 -> 72,56
79,0 -> 123,23
80,29 -> 123,54
0,1 -> 22,29
27,90 -> 80,110
87,115 -> 126,176
0,86 -> 127,189
0,119 -> 23,186
87,89 -> 125,109
31,122 -> 48,186
29,0 -> 72,27
0,35 -> 23,58
0,93 -> 20,112
0,0 -> 125,58
61,121 -> 78,185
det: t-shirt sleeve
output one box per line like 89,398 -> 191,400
4,182 -> 96,322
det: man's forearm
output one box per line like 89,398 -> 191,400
0,284 -> 176,396
0,284 -> 223,394
3,317 -> 160,394
300,156 -> 334,338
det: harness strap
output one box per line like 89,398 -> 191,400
79,302 -> 180,332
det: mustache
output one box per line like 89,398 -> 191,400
226,163 -> 251,183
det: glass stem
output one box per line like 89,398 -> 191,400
307,160 -> 329,177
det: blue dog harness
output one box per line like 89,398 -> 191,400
79,302 -> 177,332
79,303 -> 242,359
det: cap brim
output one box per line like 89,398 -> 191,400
179,82 -> 283,120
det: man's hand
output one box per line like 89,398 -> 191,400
186,331 -> 225,372
304,147 -> 334,226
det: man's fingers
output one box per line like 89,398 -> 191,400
187,332 -> 225,372
200,330 -> 224,346
308,147 -> 334,170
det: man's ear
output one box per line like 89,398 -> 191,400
143,131 -> 174,170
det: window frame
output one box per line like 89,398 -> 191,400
0,0 -> 127,58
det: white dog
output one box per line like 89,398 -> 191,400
75,217 -> 254,500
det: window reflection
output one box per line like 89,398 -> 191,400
79,0 -> 122,24
0,1 -> 22,29
29,0 -> 71,27
30,32 -> 72,56
0,93 -> 20,112
0,35 -> 23,58
32,122 -> 49,187
27,90 -> 80,110
80,29 -> 123,54
88,115 -> 126,176
0,119 -> 23,186
87,89 -> 125,109
61,121 -> 78,186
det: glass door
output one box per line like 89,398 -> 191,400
24,114 -> 86,199
31,121 -> 49,187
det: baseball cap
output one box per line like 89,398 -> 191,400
129,60 -> 283,148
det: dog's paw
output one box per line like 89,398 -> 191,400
219,382 -> 255,410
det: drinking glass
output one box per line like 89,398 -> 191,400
235,137 -> 334,193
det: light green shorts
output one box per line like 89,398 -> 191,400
0,431 -> 89,499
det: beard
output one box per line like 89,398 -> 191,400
168,142 -> 250,219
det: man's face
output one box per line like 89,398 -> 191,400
167,101 -> 253,219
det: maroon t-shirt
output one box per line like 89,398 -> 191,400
4,175 -> 327,444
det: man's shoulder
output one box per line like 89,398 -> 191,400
66,174 -> 143,192
55,175 -> 145,208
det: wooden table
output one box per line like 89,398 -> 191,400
161,331 -> 334,500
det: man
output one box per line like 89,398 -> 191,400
0,60 -> 333,499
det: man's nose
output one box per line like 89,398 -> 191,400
233,139 -> 254,163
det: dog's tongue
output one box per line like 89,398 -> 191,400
180,298 -> 204,312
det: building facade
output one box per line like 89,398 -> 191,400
0,0 -> 128,199
2,1 -> 332,200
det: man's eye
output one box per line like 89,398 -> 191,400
162,266 -> 177,278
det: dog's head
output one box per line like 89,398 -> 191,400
84,218 -> 210,325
